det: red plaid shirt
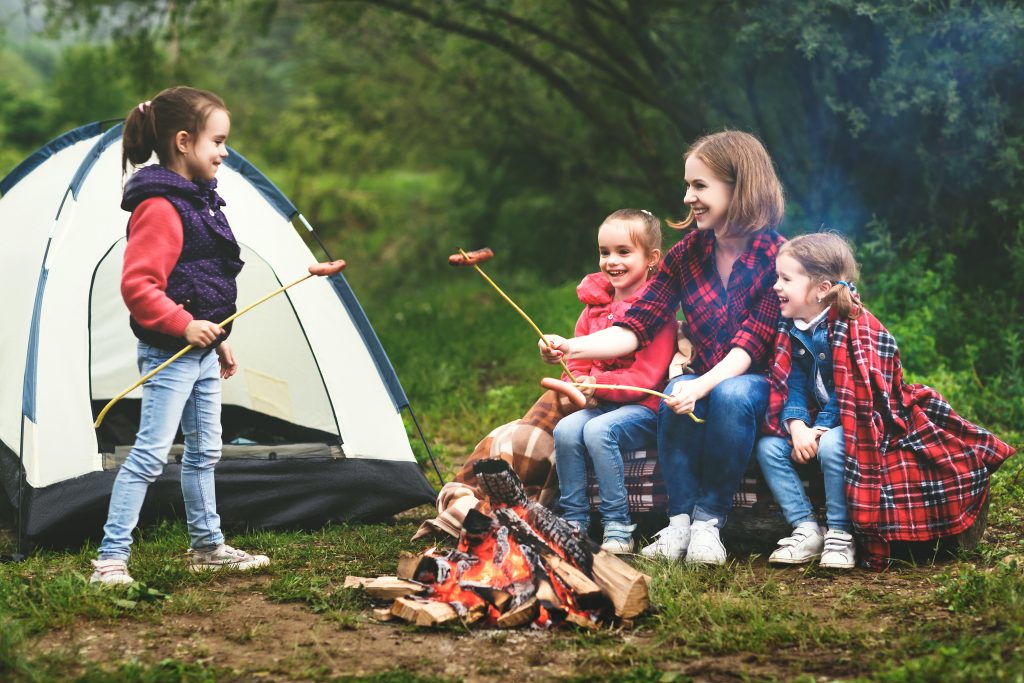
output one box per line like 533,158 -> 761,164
617,229 -> 785,374
764,307 -> 1016,570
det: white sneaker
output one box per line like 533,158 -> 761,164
685,519 -> 727,565
600,537 -> 635,554
819,529 -> 856,569
89,558 -> 135,585
769,525 -> 824,565
189,544 -> 270,573
640,515 -> 691,560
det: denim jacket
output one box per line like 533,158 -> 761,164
780,314 -> 840,431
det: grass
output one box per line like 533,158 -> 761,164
2,278 -> 1023,681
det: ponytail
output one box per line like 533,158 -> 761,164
121,102 -> 159,174
121,86 -> 228,176
821,281 -> 862,320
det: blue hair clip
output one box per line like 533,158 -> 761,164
837,280 -> 856,293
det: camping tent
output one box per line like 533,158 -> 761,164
0,122 -> 436,548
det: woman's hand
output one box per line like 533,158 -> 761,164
539,335 -> 571,364
665,378 -> 708,416
184,320 -> 223,348
789,421 -> 825,464
216,341 -> 238,379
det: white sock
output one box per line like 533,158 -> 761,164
797,521 -> 821,532
669,513 -> 691,528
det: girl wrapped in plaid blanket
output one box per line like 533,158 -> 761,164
761,233 -> 1015,571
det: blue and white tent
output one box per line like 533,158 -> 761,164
0,122 -> 435,547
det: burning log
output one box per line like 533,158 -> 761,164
474,459 -> 595,574
366,461 -> 649,629
496,596 -> 539,628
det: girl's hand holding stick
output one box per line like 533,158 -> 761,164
541,377 -> 705,423
93,259 -> 347,429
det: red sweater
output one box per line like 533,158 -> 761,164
563,273 -> 676,412
120,197 -> 195,337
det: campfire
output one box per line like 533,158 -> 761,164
346,460 -> 650,628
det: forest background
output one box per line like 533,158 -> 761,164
2,0 -> 1021,454
2,2 -> 1024,682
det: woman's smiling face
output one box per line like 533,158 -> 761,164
683,155 -> 733,234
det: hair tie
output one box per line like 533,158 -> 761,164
640,209 -> 653,217
137,100 -> 152,114
836,280 -> 856,293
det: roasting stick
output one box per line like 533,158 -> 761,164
541,377 -> 705,424
94,260 -> 347,429
450,247 -> 577,383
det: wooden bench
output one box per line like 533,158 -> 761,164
586,448 -> 988,552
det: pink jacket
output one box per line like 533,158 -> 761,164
563,273 -> 676,412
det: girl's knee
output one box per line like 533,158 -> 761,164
817,427 -> 845,462
755,436 -> 790,465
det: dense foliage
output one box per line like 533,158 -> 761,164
1,0 -> 1021,436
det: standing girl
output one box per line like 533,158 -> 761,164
90,86 -> 269,584
761,233 -> 1015,571
542,130 -> 786,565
553,209 -> 676,554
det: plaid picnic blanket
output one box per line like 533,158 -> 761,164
414,389 -> 578,538
764,307 -> 1016,570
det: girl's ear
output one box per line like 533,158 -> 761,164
174,130 -> 192,155
817,279 -> 833,299
648,248 -> 662,269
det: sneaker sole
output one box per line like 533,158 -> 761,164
601,546 -> 635,555
190,557 -> 270,573
768,555 -> 821,565
90,576 -> 135,585
819,560 -> 856,569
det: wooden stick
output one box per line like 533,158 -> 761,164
456,248 -> 577,383
568,381 -> 705,423
93,261 -> 346,429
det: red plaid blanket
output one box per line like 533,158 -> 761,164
764,307 -> 1015,570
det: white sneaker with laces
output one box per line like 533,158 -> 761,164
819,529 -> 856,569
640,515 -> 691,560
685,519 -> 727,565
769,525 -> 824,565
189,544 -> 270,573
89,558 -> 135,585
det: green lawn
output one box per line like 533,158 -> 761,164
2,279 -> 1022,682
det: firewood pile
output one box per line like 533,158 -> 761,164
345,459 -> 651,629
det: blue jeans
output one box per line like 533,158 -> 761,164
553,403 -> 656,526
98,342 -> 226,560
657,373 -> 769,527
755,427 -> 851,532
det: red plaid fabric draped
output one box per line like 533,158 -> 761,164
765,307 -> 1015,570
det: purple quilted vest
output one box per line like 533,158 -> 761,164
122,165 -> 245,350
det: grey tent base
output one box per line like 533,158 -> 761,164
1,445 -> 435,550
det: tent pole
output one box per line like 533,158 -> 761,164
404,405 -> 445,488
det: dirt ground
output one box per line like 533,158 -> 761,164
29,562 -> 955,683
